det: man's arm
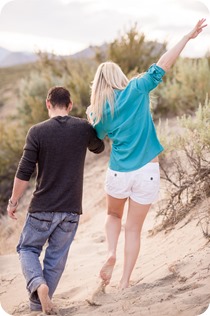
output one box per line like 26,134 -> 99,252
88,123 -> 105,154
7,178 -> 29,220
157,19 -> 207,72
7,126 -> 38,219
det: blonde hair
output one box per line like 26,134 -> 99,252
90,61 -> 129,124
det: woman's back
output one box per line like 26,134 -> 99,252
94,64 -> 165,172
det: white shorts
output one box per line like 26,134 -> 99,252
105,162 -> 160,205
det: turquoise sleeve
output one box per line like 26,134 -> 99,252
136,64 -> 165,92
94,121 -> 107,140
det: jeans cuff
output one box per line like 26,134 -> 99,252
30,300 -> 42,312
28,277 -> 47,311
28,276 -> 46,294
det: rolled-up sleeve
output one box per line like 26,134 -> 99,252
16,127 -> 39,181
137,64 -> 165,92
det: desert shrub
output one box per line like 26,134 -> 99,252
155,97 -> 210,238
16,56 -> 96,128
0,99 -> 4,108
17,72 -> 51,128
108,23 -> 166,75
0,122 -> 24,215
154,58 -> 210,117
61,58 -> 97,117
35,52 -> 97,117
0,63 -> 34,91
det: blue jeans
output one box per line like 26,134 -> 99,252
17,212 -> 80,311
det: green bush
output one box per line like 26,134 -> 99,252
108,23 -> 166,75
154,58 -> 210,117
34,53 -> 97,117
155,98 -> 210,237
0,122 -> 24,215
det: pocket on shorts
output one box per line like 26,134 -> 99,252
105,168 -> 126,192
59,213 -> 80,233
140,168 -> 160,202
28,212 -> 54,232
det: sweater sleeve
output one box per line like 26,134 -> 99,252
16,126 -> 39,181
87,123 -> 105,154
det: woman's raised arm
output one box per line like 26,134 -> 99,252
157,18 -> 207,72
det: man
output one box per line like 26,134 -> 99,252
7,86 -> 104,314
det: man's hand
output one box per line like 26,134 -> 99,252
6,178 -> 29,220
7,200 -> 18,220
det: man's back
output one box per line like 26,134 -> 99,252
16,115 -> 104,214
7,86 -> 104,314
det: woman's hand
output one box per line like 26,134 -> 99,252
157,18 -> 207,72
187,18 -> 207,40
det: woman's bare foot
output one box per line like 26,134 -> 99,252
100,256 -> 116,285
119,279 -> 129,290
37,284 -> 58,315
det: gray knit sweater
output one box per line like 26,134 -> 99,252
16,116 -> 104,214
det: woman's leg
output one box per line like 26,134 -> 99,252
100,194 -> 127,285
119,199 -> 151,289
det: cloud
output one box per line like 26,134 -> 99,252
1,0 -> 206,43
0,0 -> 132,44
0,0 -> 12,14
0,0 -> 209,56
179,0 -> 209,13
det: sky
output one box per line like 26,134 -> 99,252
0,0 -> 209,57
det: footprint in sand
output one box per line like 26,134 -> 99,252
86,282 -> 106,306
91,232 -> 106,243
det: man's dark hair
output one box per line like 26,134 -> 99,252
47,86 -> 71,109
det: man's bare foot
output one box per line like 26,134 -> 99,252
100,256 -> 116,286
37,284 -> 58,315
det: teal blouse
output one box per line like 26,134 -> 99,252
94,64 -> 165,172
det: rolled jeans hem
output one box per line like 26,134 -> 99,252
29,276 -> 47,311
30,301 -> 42,312
29,276 -> 47,294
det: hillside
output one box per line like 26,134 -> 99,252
0,63 -> 37,119
0,47 -> 10,62
0,62 -> 36,90
0,42 -> 210,316
0,148 -> 210,316
0,38 -> 165,68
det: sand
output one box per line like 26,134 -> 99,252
0,149 -> 210,316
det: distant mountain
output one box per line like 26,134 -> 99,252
0,44 -> 107,68
0,47 -> 11,63
0,41 -> 164,68
0,48 -> 38,67
71,43 -> 108,59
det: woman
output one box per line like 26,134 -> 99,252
87,19 -> 207,290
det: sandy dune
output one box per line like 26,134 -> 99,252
0,149 -> 210,316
